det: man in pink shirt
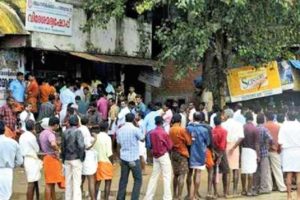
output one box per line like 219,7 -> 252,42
162,102 -> 173,133
97,93 -> 109,121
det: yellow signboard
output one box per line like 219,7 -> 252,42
227,61 -> 282,102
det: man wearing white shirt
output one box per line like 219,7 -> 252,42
209,105 -> 221,128
0,120 -> 23,200
79,116 -> 97,200
233,103 -> 246,125
222,109 -> 244,197
117,100 -> 130,128
188,102 -> 196,123
19,120 -> 42,200
60,82 -> 76,109
19,103 -> 35,131
74,83 -> 85,100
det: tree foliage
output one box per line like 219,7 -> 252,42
84,0 -> 300,102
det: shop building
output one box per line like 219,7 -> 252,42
0,0 -> 156,104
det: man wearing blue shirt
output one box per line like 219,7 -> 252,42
143,103 -> 161,134
136,94 -> 147,114
116,113 -> 145,200
8,72 -> 25,103
186,112 -> 210,200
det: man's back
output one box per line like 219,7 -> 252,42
222,118 -> 244,143
19,131 -> 39,158
39,83 -> 51,103
187,123 -> 209,166
39,129 -> 56,155
0,135 -> 23,168
62,127 -> 85,161
116,123 -> 144,162
60,88 -> 75,107
38,102 -> 54,120
169,124 -> 191,157
264,121 -> 280,152
150,126 -> 173,158
97,97 -> 108,119
144,111 -> 159,133
94,132 -> 113,162
242,122 -> 259,150
9,80 -> 25,103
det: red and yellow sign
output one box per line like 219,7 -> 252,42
227,61 -> 282,102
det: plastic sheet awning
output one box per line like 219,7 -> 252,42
69,52 -> 157,67
289,60 -> 300,70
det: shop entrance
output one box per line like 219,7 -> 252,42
123,65 -> 146,97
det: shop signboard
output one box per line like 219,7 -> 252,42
0,50 -> 24,103
278,61 -> 294,90
227,61 -> 282,102
138,69 -> 162,87
25,0 -> 73,36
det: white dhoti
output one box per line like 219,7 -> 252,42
241,148 -> 257,174
24,157 -> 43,182
139,141 -> 147,161
0,168 -> 13,200
82,149 -> 98,175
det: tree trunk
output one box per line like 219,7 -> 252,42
202,31 -> 232,108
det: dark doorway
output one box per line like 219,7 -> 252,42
123,66 -> 146,97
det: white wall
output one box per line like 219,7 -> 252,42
123,18 -> 152,58
30,5 -> 152,58
90,19 -> 117,53
30,8 -> 88,52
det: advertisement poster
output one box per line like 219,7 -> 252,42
0,50 -> 24,102
227,61 -> 282,102
25,0 -> 73,36
278,61 -> 294,90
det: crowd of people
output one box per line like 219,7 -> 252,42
0,71 -> 299,200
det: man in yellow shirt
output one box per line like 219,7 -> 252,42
94,121 -> 114,200
127,86 -> 137,103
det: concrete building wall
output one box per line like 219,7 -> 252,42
90,19 -> 117,53
30,8 -> 88,52
122,18 -> 152,58
30,4 -> 152,58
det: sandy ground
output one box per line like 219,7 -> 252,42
11,164 -> 291,200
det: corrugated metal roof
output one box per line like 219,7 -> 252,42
69,52 -> 157,67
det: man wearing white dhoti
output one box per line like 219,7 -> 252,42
19,120 -> 43,200
278,112 -> 300,200
240,112 -> 259,196
0,120 -> 23,200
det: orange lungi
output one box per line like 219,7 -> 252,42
96,162 -> 114,181
43,155 -> 65,188
205,149 -> 215,169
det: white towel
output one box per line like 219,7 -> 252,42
241,147 -> 257,174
